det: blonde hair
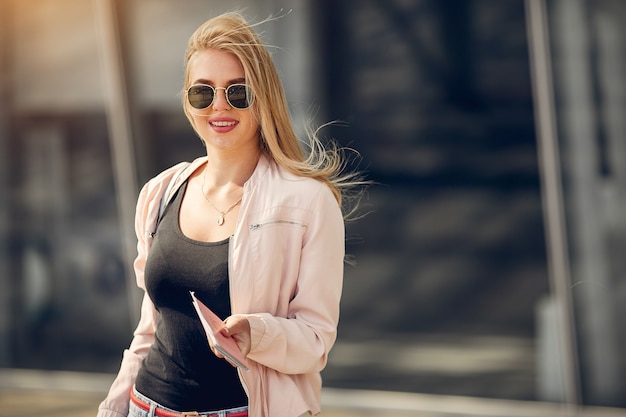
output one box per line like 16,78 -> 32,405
183,12 -> 366,214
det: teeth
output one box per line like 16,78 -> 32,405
211,121 -> 236,127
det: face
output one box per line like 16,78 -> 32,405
186,49 -> 259,154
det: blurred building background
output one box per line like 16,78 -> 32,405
0,0 -> 625,415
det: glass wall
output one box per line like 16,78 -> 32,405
319,0 -> 548,402
1,0 -> 625,412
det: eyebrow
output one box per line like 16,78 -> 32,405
192,77 -> 246,86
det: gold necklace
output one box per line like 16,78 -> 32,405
201,174 -> 242,226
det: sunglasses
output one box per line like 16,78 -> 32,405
186,84 -> 254,110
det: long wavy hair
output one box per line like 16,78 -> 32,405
182,12 -> 367,215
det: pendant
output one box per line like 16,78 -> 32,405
217,214 -> 225,226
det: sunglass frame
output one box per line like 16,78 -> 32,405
186,83 -> 254,110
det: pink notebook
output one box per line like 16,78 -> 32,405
190,291 -> 250,371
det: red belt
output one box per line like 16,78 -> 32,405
130,389 -> 248,417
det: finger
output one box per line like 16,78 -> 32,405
223,316 -> 246,334
209,344 -> 224,359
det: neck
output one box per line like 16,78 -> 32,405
203,146 -> 261,189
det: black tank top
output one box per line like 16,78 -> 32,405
135,181 -> 247,411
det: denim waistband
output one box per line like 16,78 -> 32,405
131,386 -> 248,417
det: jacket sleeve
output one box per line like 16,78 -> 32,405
242,183 -> 345,375
96,177 -> 163,417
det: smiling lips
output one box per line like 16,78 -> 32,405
209,118 -> 238,132
211,120 -> 236,127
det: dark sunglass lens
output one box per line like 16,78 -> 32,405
188,85 -> 214,109
227,85 -> 251,109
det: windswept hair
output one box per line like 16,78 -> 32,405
182,12 -> 368,218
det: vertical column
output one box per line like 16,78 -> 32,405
594,7 -> 626,403
93,0 -> 141,325
525,0 -> 581,408
551,0 -> 622,406
0,0 -> 14,367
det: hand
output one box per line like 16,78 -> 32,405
221,315 -> 251,357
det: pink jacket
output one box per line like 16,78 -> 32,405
97,155 -> 345,417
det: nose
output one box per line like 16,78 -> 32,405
212,87 -> 230,110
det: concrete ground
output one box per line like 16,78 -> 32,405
2,369 -> 626,417
0,388 -> 425,417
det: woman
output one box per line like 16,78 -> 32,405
97,11 -> 362,417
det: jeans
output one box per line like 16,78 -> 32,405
128,387 -> 248,417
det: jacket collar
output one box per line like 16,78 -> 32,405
243,153 -> 270,191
